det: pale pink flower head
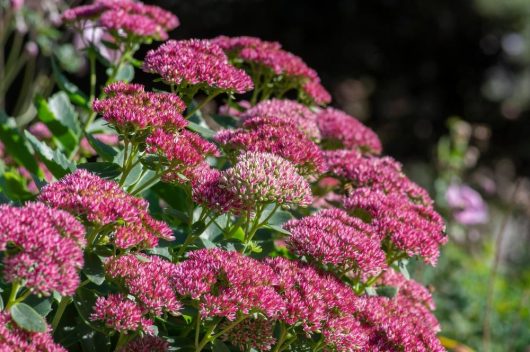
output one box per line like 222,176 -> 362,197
240,99 -> 320,141
145,128 -> 220,183
0,202 -> 85,296
0,311 -> 66,352
173,248 -> 285,320
318,107 -> 382,155
212,36 -> 331,105
143,39 -> 253,94
38,170 -> 174,249
284,208 -> 387,280
215,117 -> 326,175
28,122 -> 52,140
93,82 -> 187,137
90,294 -> 154,334
105,254 -> 182,316
63,0 -> 179,42
119,336 -> 169,352
446,183 -> 488,225
219,151 -> 313,209
220,318 -> 276,351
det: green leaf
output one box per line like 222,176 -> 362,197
212,341 -> 231,352
10,303 -> 47,332
83,253 -> 105,285
187,121 -> 215,139
376,285 -> 398,298
397,259 -> 410,280
25,131 -> 76,178
109,63 -> 134,83
84,133 -> 118,162
25,296 -> 53,317
0,114 -> 41,176
0,169 -> 34,201
52,58 -> 89,107
264,224 -> 290,235
78,162 -> 121,179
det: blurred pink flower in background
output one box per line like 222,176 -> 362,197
446,183 -> 489,225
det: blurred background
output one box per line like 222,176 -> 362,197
2,0 -> 530,350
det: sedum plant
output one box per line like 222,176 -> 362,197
0,0 -> 448,351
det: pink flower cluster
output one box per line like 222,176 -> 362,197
240,99 -> 321,141
0,311 -> 66,352
0,203 -> 85,296
63,0 -> 179,41
105,254 -> 181,316
215,116 -> 326,175
284,209 -> 387,280
212,36 -> 331,105
317,107 -> 382,154
219,152 -> 313,209
145,128 -> 219,183
38,170 -> 174,249
93,82 -> 187,135
143,39 -> 254,94
90,293 -> 153,334
172,248 -> 284,320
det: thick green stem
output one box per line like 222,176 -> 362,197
115,332 -> 130,351
51,296 -> 72,330
185,93 -> 220,119
5,282 -> 21,310
196,316 -> 246,351
272,324 -> 288,352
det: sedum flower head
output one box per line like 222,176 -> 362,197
173,248 -> 285,320
0,203 -> 85,296
143,39 -> 253,94
219,152 -> 313,209
63,0 -> 179,41
105,254 -> 182,316
0,311 -> 66,352
39,170 -> 174,250
284,208 -> 387,280
215,117 -> 326,175
93,82 -> 187,136
318,108 -> 382,154
212,36 -> 331,105
240,99 -> 321,141
90,294 -> 153,334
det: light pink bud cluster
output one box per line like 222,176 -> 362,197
318,108 -> 382,154
240,99 -> 321,141
173,248 -> 284,320
219,152 -> 313,209
93,82 -> 187,135
0,203 -> 85,296
220,318 -> 276,351
0,311 -> 66,352
105,254 -> 182,316
119,336 -> 169,352
143,39 -> 254,94
284,209 -> 387,280
344,187 -> 446,264
215,117 -> 325,175
212,36 -> 331,105
90,293 -> 153,334
145,128 -> 220,183
39,170 -> 174,249
63,0 -> 179,41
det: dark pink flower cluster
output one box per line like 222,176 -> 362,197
90,293 -> 153,334
344,187 -> 446,264
0,311 -> 66,352
240,99 -> 320,141
145,128 -> 220,183
120,336 -> 169,352
143,39 -> 253,94
219,152 -> 313,209
318,107 -> 382,155
38,170 -> 174,249
173,248 -> 284,320
284,209 -> 387,280
215,116 -> 326,175
0,203 -> 85,296
105,254 -> 182,316
220,318 -> 276,351
63,0 -> 179,41
191,165 -> 248,214
212,36 -> 331,105
93,82 -> 187,135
